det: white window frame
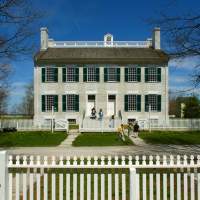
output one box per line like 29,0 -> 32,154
107,67 -> 117,82
45,67 -> 56,82
128,67 -> 138,82
87,66 -> 96,82
45,95 -> 55,112
148,67 -> 158,82
66,94 -> 76,111
66,66 -> 76,82
148,94 -> 158,111
127,94 -> 137,111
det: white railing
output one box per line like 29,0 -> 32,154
1,118 -> 200,131
48,40 -> 152,48
0,152 -> 199,200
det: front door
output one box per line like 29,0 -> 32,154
107,95 -> 116,116
86,95 -> 95,116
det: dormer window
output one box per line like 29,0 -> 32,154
104,33 -> 113,46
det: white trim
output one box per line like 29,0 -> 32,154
127,91 -> 139,94
106,91 -> 117,94
86,91 -> 97,94
147,91 -> 161,94
42,91 -> 56,94
64,91 -> 78,94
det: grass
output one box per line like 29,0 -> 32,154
139,131 -> 200,144
0,131 -> 67,147
72,132 -> 133,146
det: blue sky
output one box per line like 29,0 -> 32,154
9,0 -> 200,110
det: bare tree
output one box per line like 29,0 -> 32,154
149,2 -> 200,86
15,81 -> 34,116
0,0 -> 43,115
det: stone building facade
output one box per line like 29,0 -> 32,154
34,28 -> 169,128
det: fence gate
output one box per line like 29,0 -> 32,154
0,151 -> 200,200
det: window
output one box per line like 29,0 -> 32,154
62,94 -> 79,112
67,95 -> 76,111
42,67 -> 58,82
63,65 -> 79,82
83,65 -> 99,82
87,67 -> 96,82
145,94 -> 161,112
145,67 -> 161,82
124,95 -> 141,112
104,66 -> 120,82
125,67 -> 141,82
41,95 -> 58,112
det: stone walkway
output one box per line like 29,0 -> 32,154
59,129 -> 80,147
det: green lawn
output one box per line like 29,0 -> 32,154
73,132 -> 133,146
0,131 -> 67,147
139,131 -> 200,144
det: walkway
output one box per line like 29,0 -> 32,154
3,143 -> 200,157
59,129 -> 80,147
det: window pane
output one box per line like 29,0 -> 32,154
46,68 -> 56,82
45,95 -> 54,111
66,66 -> 76,82
107,68 -> 117,81
148,68 -> 157,82
128,95 -> 137,111
87,67 -> 96,82
128,67 -> 137,82
66,95 -> 76,111
148,95 -> 157,111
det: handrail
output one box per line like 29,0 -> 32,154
48,40 -> 152,48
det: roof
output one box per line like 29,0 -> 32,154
34,47 -> 169,65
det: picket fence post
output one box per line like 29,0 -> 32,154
130,167 -> 137,200
0,151 -> 8,200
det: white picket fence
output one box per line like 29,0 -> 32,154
1,118 -> 200,131
0,151 -> 200,200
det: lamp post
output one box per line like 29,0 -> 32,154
149,104 -> 151,132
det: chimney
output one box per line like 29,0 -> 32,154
40,27 -> 48,50
152,27 -> 160,49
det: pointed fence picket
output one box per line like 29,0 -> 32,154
0,153 -> 199,200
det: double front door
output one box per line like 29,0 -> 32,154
86,94 -> 116,116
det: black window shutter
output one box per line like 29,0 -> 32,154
96,67 -> 100,82
75,67 -> 79,82
104,68 -> 108,82
42,68 -> 46,82
62,68 -> 66,82
117,68 -> 120,82
125,68 -> 128,82
145,95 -> 149,112
157,68 -> 161,82
42,95 -> 46,112
75,95 -> 79,112
124,95 -> 128,112
137,95 -> 141,111
62,95 -> 66,112
137,68 -> 141,82
145,68 -> 149,82
54,68 -> 58,82
54,95 -> 58,112
157,95 -> 161,111
83,67 -> 87,82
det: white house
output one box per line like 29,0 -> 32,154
34,27 -> 169,130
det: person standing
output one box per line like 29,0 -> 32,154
109,115 -> 115,128
98,109 -> 104,132
133,122 -> 140,137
